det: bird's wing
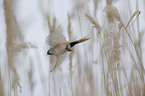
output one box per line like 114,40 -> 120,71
46,26 -> 66,47
50,52 -> 67,72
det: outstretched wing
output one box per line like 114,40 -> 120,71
49,52 -> 67,72
46,26 -> 66,46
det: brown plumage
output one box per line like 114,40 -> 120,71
47,36 -> 90,56
46,34 -> 90,72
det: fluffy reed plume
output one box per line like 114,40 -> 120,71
85,13 -> 102,34
104,5 -> 121,24
4,0 -> 23,94
109,33 -> 121,95
109,32 -> 121,69
100,28 -> 121,95
4,0 -> 36,95
104,0 -> 144,86
104,3 -> 143,72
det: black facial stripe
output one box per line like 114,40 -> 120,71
48,52 -> 53,55
47,48 -> 54,55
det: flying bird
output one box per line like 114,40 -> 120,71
46,28 -> 90,72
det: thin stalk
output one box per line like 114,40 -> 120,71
76,0 -> 82,36
120,19 -> 144,80
126,42 -> 145,86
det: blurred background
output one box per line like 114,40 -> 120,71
0,0 -> 145,96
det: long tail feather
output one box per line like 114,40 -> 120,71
76,36 -> 90,43
70,36 -> 90,47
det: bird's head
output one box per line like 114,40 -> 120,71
46,48 -> 55,55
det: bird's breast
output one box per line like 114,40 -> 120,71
53,44 -> 67,56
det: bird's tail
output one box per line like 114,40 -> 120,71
70,36 -> 90,47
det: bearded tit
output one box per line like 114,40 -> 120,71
46,28 -> 90,72
47,36 -> 90,56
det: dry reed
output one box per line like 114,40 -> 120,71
1,0 -> 145,96
3,0 -> 36,95
85,13 -> 102,34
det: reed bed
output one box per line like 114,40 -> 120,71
0,0 -> 145,96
